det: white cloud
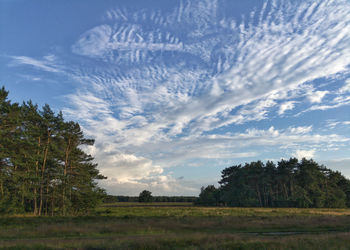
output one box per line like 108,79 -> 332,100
308,95 -> 350,111
289,126 -> 313,134
97,152 -> 163,183
339,79 -> 350,94
65,0 -> 350,194
294,149 -> 316,159
11,0 -> 350,195
278,101 -> 296,115
9,56 -> 62,73
307,90 -> 329,103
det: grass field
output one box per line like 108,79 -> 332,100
1,203 -> 350,249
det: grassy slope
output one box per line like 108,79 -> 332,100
1,205 -> 350,249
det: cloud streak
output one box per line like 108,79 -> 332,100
6,0 -> 350,194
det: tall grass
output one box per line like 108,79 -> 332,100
1,206 -> 350,249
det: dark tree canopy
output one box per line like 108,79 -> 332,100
139,190 -> 153,202
197,185 -> 220,206
0,87 -> 106,215
198,158 -> 350,208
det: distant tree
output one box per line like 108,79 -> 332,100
139,190 -> 153,202
197,185 -> 220,206
213,158 -> 350,208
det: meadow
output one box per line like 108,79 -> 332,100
1,203 -> 350,249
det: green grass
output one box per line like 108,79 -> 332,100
97,203 -> 350,217
102,202 -> 194,207
1,205 -> 350,249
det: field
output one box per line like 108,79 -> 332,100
1,203 -> 350,249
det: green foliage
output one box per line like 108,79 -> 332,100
139,190 -> 153,202
103,195 -> 197,203
201,158 -> 350,208
196,185 -> 220,205
0,86 -> 106,216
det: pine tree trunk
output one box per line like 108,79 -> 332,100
45,180 -> 49,216
256,183 -> 262,207
39,135 -> 50,216
34,136 -> 40,215
62,138 -> 70,216
51,187 -> 55,216
33,188 -> 37,215
283,183 -> 289,199
0,179 -> 3,197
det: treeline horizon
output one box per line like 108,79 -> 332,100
0,87 -> 106,215
198,158 -> 350,208
104,195 -> 197,203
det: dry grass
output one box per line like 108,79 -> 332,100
1,206 -> 350,249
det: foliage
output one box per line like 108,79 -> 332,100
196,185 -> 220,206
198,158 -> 350,208
0,86 -> 106,215
138,190 -> 153,202
103,195 -> 197,203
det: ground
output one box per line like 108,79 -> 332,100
1,203 -> 350,249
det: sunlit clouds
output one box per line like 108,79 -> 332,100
3,0 -> 350,195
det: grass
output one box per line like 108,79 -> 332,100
1,204 -> 350,249
98,203 -> 350,217
102,202 -> 194,207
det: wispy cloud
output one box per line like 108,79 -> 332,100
9,55 -> 62,73
7,0 -> 350,194
65,0 -> 350,194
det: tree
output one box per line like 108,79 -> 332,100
197,185 -> 220,206
0,86 -> 106,215
215,158 -> 350,208
139,190 -> 153,202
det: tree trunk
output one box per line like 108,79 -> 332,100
33,188 -> 37,215
256,183 -> 262,207
62,138 -> 70,216
283,183 -> 289,199
45,179 -> 49,216
51,187 -> 55,216
0,180 -> 3,197
34,136 -> 40,215
39,134 -> 50,216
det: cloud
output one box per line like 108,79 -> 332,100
65,0 -> 350,194
294,149 -> 316,159
278,101 -> 296,115
339,79 -> 350,94
308,95 -> 350,111
320,158 -> 350,178
307,90 -> 329,103
8,0 -> 350,194
9,55 -> 62,73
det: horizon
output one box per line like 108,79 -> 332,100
1,0 -> 350,196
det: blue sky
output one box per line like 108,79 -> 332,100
1,0 -> 350,196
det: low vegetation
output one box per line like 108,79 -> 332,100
1,205 -> 350,249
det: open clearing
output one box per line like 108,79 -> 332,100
1,204 -> 350,249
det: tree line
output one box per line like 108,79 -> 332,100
104,194 -> 197,203
197,158 -> 350,208
0,87 -> 106,215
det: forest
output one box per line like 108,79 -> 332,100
0,87 -> 106,215
198,158 -> 350,208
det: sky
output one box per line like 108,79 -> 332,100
1,0 -> 350,196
